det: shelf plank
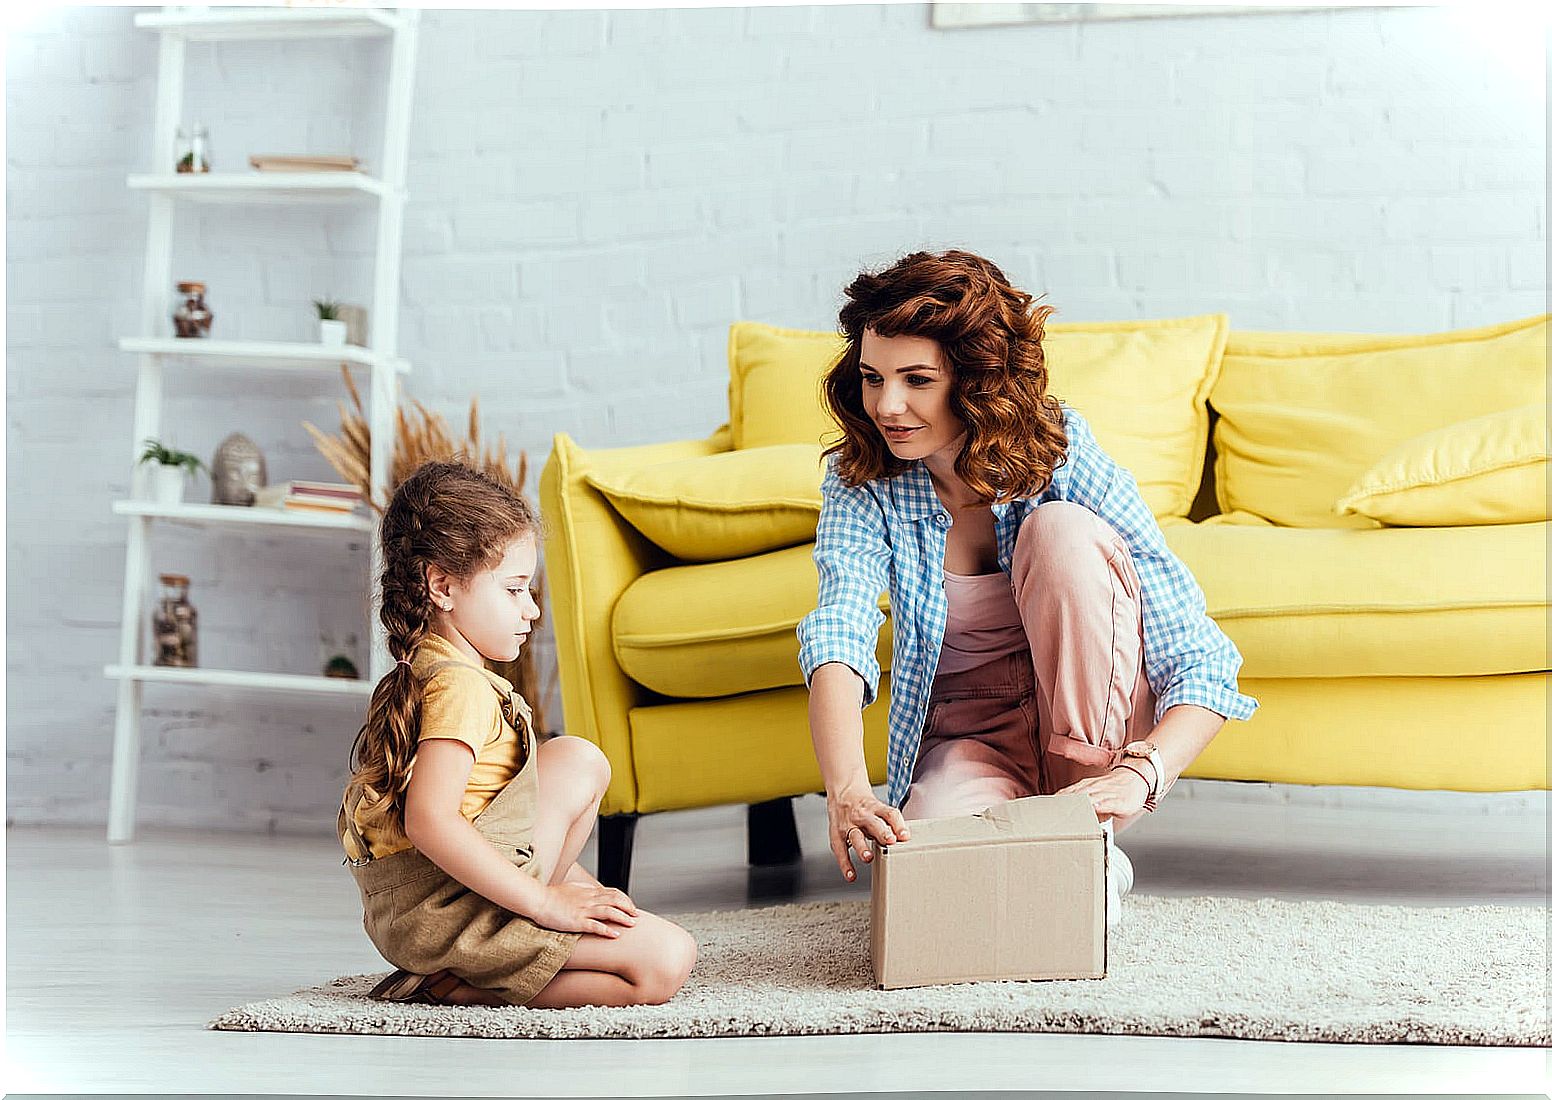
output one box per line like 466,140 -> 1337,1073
106,664 -> 375,697
119,337 -> 409,375
134,8 -> 402,42
113,499 -> 373,533
127,172 -> 389,204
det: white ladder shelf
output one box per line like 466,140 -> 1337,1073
107,6 -> 420,843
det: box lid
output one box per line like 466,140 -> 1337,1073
882,792 -> 1101,856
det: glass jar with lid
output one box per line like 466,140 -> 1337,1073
152,573 -> 198,668
172,281 -> 212,338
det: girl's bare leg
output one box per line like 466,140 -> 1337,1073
437,879 -> 693,1008
524,910 -> 697,1009
562,862 -> 604,887
416,859 -> 671,1009
529,735 -> 610,885
518,735 -> 698,1007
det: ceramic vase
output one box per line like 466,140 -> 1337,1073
150,464 -> 186,505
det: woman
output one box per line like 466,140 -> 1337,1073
797,250 -> 1257,923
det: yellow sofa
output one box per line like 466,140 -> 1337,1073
540,313 -> 1550,888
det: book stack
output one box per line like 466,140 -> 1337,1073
248,154 -> 361,173
255,480 -> 364,515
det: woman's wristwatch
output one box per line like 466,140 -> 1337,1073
1116,740 -> 1164,811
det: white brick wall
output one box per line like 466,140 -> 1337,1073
6,4 -> 1545,831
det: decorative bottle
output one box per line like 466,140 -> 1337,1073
172,281 -> 213,338
151,573 -> 199,668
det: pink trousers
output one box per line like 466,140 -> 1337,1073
903,502 -> 1157,830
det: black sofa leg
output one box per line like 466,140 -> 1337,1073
748,796 -> 802,867
597,813 -> 638,892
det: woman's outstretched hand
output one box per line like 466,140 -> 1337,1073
825,783 -> 910,882
1058,767 -> 1150,822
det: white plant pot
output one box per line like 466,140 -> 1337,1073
319,319 -> 348,347
150,464 -> 187,505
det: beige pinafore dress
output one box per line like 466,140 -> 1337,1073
337,660 -> 580,1005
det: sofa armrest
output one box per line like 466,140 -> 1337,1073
539,428 -> 731,815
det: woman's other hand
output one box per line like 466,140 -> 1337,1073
825,783 -> 910,882
1058,767 -> 1149,822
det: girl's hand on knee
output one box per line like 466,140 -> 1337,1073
826,785 -> 910,882
537,881 -> 640,938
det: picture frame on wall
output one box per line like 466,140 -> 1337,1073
930,4 -> 1347,30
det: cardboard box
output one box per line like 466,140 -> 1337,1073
870,792 -> 1107,989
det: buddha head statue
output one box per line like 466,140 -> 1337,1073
210,431 -> 267,506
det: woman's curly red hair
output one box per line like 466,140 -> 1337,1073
821,249 -> 1067,504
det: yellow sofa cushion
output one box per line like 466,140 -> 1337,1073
1161,520 -> 1550,678
1211,314 -> 1549,529
587,444 -> 823,562
726,314 -> 1229,520
613,543 -> 893,699
1043,314 -> 1227,520
1335,404 -> 1550,527
726,323 -> 847,450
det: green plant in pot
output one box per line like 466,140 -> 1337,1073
314,298 -> 347,348
324,653 -> 361,680
139,438 -> 204,506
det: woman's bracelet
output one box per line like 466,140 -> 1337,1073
1113,762 -> 1158,812
1114,762 -> 1150,789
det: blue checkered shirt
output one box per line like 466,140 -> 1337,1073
797,405 -> 1258,807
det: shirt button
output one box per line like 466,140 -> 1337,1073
934,513 -> 949,526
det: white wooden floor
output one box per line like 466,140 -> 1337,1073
6,784 -> 1548,1096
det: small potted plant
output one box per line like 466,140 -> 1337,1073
314,298 -> 347,347
139,438 -> 205,505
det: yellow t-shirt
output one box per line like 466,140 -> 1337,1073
343,632 -> 530,861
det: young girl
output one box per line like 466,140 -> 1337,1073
339,460 -> 696,1007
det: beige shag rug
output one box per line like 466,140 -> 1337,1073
210,896 -> 1547,1044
